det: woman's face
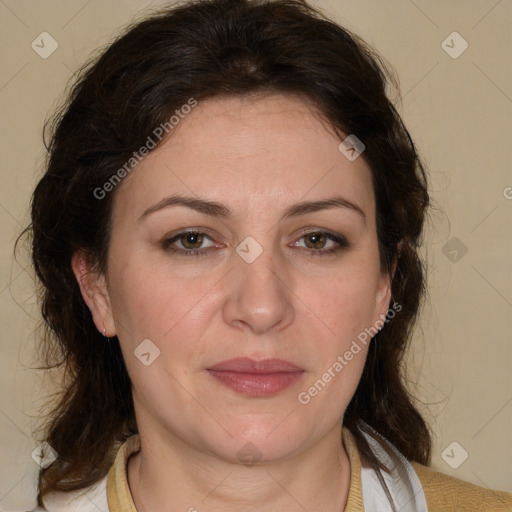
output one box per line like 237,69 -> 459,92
77,94 -> 392,463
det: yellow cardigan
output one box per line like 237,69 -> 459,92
106,428 -> 512,511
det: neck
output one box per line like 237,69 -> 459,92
127,423 -> 351,512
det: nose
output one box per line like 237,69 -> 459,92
223,246 -> 295,336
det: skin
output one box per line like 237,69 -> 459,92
73,93 -> 393,511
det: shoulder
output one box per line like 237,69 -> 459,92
30,475 -> 108,512
412,461 -> 512,512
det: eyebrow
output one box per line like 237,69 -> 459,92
138,194 -> 366,223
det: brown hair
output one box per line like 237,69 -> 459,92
23,0 -> 431,507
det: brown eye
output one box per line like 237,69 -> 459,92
293,231 -> 349,257
303,232 -> 328,250
161,231 -> 215,257
179,232 -> 205,250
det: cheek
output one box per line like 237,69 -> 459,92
107,254 -> 217,371
302,266 -> 381,346
295,273 -> 375,421
108,255 -> 195,335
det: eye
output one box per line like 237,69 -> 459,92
161,231 -> 216,257
292,231 -> 349,257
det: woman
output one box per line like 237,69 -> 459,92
25,0 -> 512,510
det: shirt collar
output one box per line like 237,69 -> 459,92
106,427 -> 365,512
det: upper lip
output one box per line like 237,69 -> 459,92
207,357 -> 303,373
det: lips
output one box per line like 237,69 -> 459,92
206,357 -> 304,397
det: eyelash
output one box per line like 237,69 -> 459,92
161,230 -> 349,258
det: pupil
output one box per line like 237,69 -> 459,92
307,233 -> 325,249
184,233 -> 202,248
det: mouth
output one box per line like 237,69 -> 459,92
206,357 -> 305,397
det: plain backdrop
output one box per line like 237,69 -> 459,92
0,0 -> 511,509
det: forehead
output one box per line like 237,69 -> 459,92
111,94 -> 375,224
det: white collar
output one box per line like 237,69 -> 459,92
358,421 -> 428,512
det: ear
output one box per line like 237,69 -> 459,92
373,269 -> 392,325
71,250 -> 116,337
373,243 -> 401,325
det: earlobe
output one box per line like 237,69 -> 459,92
71,250 -> 116,337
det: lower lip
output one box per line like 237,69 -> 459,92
207,370 -> 304,397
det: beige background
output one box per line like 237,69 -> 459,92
0,0 -> 511,509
